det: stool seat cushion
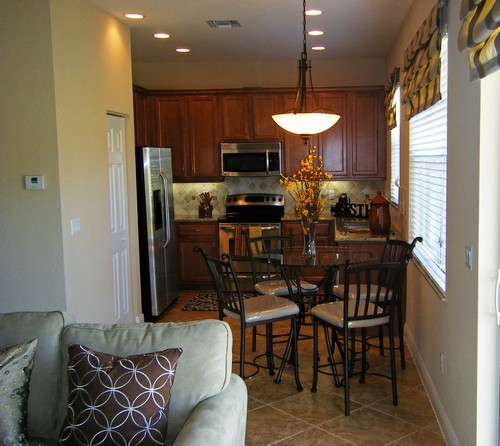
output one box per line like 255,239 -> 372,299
255,280 -> 318,296
311,301 -> 389,329
224,295 -> 299,324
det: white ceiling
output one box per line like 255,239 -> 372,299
89,0 -> 414,63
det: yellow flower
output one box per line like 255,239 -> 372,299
279,148 -> 332,231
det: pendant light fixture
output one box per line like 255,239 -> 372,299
272,0 -> 340,144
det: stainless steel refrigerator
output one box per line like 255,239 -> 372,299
136,147 -> 178,321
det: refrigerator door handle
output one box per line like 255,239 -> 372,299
495,269 -> 500,325
159,171 -> 171,248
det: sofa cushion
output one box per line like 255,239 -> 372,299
59,344 -> 182,445
0,339 -> 38,446
60,319 -> 232,445
0,311 -> 76,439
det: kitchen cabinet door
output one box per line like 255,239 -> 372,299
316,93 -> 348,178
187,96 -> 221,181
133,88 -> 155,147
282,221 -> 334,247
155,96 -> 188,180
349,90 -> 386,178
220,93 -> 282,141
219,94 -> 250,141
281,93 -> 312,176
251,94 -> 282,140
177,222 -> 218,289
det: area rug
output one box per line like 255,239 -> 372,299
182,291 -> 257,311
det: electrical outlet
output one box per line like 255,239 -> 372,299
440,353 -> 444,374
328,190 -> 335,200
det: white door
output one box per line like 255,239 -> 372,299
107,114 -> 133,323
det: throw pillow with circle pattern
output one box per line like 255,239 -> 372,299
59,344 -> 183,446
0,338 -> 38,446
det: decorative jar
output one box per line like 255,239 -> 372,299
369,191 -> 391,235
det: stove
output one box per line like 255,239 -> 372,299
218,193 -> 285,223
218,194 -> 284,285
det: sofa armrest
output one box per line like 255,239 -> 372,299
172,374 -> 247,446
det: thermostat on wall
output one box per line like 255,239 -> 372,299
24,175 -> 45,190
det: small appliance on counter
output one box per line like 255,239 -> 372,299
331,193 -> 370,218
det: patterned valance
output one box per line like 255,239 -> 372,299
385,67 -> 400,130
458,0 -> 500,80
402,2 -> 445,120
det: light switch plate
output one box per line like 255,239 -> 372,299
70,218 -> 81,236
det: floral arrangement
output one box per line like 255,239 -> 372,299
280,147 -> 332,226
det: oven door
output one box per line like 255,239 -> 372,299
218,222 -> 281,289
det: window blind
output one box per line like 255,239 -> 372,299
409,33 -> 448,292
390,87 -> 401,204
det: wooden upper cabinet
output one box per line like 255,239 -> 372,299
219,93 -> 282,142
155,95 -> 221,182
187,96 -> 221,181
155,96 -> 188,180
282,93 -> 311,176
251,94 -> 282,140
133,88 -> 155,147
316,92 -> 348,178
138,86 -> 386,182
349,90 -> 386,178
219,95 -> 250,141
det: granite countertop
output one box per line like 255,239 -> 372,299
175,214 -> 221,223
174,213 -> 399,242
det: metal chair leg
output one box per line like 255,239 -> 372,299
311,317 -> 319,392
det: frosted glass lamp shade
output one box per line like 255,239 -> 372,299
272,112 -> 340,136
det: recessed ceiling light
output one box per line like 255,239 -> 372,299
154,33 -> 170,39
312,46 -> 325,51
305,9 -> 322,16
124,13 -> 144,19
176,48 -> 190,53
308,30 -> 324,36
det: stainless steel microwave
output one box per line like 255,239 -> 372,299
221,142 -> 282,177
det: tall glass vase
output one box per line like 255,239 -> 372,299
301,220 -> 317,258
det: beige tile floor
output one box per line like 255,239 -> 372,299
160,291 -> 446,445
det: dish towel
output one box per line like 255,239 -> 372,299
233,225 -> 248,257
248,226 -> 263,255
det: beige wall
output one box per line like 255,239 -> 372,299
133,58 -> 386,90
387,0 -> 498,444
0,1 -> 66,311
50,0 -> 139,322
0,1 -> 140,323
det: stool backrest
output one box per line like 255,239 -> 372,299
195,247 -> 244,318
245,234 -> 294,284
344,261 -> 406,322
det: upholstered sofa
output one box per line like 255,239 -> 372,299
0,311 -> 247,445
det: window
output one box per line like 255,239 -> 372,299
390,86 -> 401,204
409,33 -> 448,293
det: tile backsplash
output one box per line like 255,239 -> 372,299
173,177 -> 385,217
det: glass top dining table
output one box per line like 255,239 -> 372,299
256,245 -> 377,267
255,245 -> 378,300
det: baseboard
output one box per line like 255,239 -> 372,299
405,327 -> 460,446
